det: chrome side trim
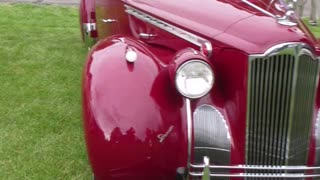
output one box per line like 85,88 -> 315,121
189,164 -> 320,178
124,5 -> 213,57
186,98 -> 192,167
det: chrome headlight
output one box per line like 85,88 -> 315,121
175,60 -> 214,99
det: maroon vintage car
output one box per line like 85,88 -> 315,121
80,0 -> 320,179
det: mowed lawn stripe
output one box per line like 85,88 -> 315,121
0,4 -> 90,179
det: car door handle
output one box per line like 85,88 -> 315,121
102,19 -> 117,23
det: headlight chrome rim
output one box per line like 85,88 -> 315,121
175,60 -> 214,99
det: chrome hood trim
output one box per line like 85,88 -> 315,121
124,5 -> 212,57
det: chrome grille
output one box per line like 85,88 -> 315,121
247,44 -> 319,168
193,105 -> 230,165
288,54 -> 318,165
316,110 -> 320,171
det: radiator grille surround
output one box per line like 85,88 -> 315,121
246,43 -> 319,167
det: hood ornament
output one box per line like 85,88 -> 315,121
241,0 -> 297,26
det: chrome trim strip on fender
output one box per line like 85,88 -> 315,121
124,5 -> 213,57
186,98 -> 192,167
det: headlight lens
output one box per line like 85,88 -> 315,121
175,60 -> 214,99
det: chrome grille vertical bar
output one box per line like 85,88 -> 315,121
272,55 -> 282,166
186,98 -> 192,167
287,54 -> 318,165
316,110 -> 320,173
252,59 -> 258,166
246,43 -> 319,170
252,59 -> 260,165
247,58 -> 254,165
257,59 -> 266,165
281,55 -> 294,165
264,56 -> 274,164
270,55 -> 277,166
274,56 -> 284,165
262,58 -> 270,166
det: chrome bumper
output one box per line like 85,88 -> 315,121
188,156 -> 320,179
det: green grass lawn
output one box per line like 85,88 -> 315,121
0,4 -> 91,179
1,3 -> 320,180
303,19 -> 320,38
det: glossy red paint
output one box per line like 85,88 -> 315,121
83,36 -> 189,179
215,15 -> 315,54
124,0 -> 252,41
80,0 -> 320,179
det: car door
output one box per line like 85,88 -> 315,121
95,0 -> 130,39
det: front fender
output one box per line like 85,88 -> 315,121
82,36 -> 187,179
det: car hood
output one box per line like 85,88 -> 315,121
125,0 -> 315,54
125,0 -> 254,37
215,14 -> 315,54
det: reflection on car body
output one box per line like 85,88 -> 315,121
79,0 -> 320,179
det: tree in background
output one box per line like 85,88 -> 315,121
289,0 -> 318,26
309,0 -> 318,25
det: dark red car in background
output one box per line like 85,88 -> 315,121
80,0 -> 320,179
